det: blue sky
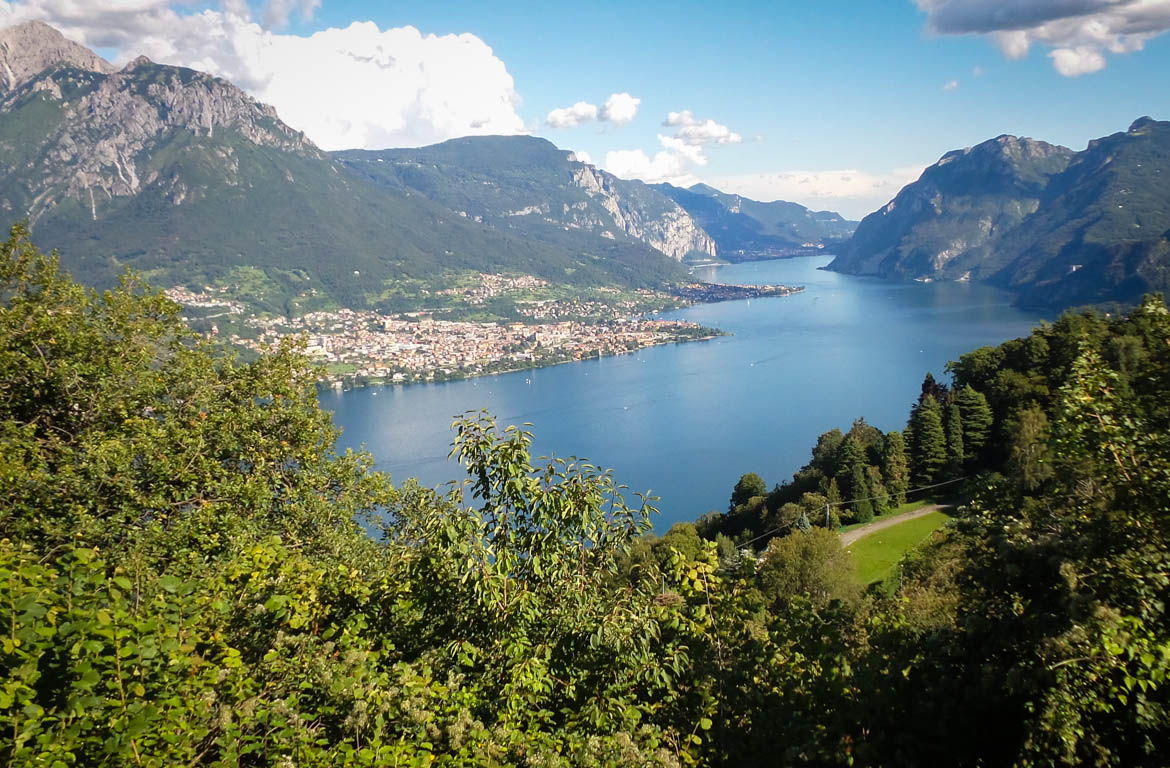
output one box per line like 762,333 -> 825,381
7,0 -> 1169,217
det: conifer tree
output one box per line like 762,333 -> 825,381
909,395 -> 947,485
866,464 -> 889,515
956,384 -> 993,464
850,462 -> 873,523
825,476 -> 842,510
882,430 -> 910,505
945,402 -> 964,479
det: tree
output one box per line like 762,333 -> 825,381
850,461 -> 873,523
909,394 -> 947,485
730,471 -> 768,511
955,384 -> 993,465
757,528 -> 855,606
1008,405 -> 1052,491
944,402 -> 964,479
882,430 -> 910,505
867,464 -> 889,516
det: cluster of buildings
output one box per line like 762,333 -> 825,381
231,307 -> 712,385
164,285 -> 246,315
437,273 -> 549,304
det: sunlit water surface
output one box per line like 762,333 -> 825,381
322,257 -> 1043,529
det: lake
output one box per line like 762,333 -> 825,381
321,256 -> 1043,530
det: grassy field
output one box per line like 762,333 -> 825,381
837,499 -> 935,534
846,510 -> 949,587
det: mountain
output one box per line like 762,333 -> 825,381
333,136 -> 717,262
0,20 -> 113,93
826,135 -> 1074,280
653,182 -> 855,261
0,22 -> 688,315
828,118 -> 1170,310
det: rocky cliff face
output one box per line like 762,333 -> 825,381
0,21 -> 113,93
0,48 -> 318,223
335,135 -> 716,264
569,163 -> 716,260
828,119 -> 1170,310
827,135 -> 1074,281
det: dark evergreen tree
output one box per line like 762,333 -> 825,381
825,476 -> 842,511
955,384 -> 993,464
850,462 -> 873,523
882,430 -> 910,505
945,402 -> 964,479
866,464 -> 889,516
909,394 -> 947,485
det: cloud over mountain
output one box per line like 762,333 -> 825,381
604,109 -> 740,185
916,0 -> 1170,76
0,0 -> 525,150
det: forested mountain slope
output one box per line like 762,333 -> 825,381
334,136 -> 716,263
0,22 -> 688,316
829,117 -> 1170,310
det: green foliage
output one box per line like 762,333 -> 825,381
729,472 -> 767,511
944,401 -> 964,478
908,394 -> 947,485
881,430 -> 910,505
757,528 -> 855,607
955,384 -> 993,464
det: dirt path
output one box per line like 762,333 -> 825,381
839,504 -> 948,547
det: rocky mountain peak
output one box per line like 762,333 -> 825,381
122,54 -> 154,72
0,21 -> 113,93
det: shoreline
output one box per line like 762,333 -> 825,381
317,331 -> 727,392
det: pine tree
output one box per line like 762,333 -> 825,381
824,476 -> 842,511
956,384 -> 993,465
850,461 -> 873,523
882,430 -> 910,505
945,402 -> 964,479
867,464 -> 889,516
909,394 -> 947,485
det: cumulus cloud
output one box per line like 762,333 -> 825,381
1049,44 -> 1108,73
709,166 -> 928,220
915,0 -> 1170,75
0,1 -> 526,150
544,92 -> 641,129
599,92 -> 639,123
943,79 -> 960,90
663,110 -> 742,145
603,109 -> 741,185
546,101 -> 599,128
603,148 -> 697,186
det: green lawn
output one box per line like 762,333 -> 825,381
846,511 -> 949,587
837,499 -> 935,534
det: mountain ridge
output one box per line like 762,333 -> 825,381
828,118 -> 1170,310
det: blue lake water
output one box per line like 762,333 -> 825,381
321,256 -> 1043,530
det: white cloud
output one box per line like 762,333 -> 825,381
603,148 -> 697,186
943,79 -> 960,90
545,92 -> 640,128
571,149 -> 592,164
599,92 -> 639,123
916,0 -> 1170,76
0,1 -> 526,150
604,108 -> 740,185
972,64 -> 985,75
663,110 -> 742,145
546,101 -> 598,128
1049,44 -> 1108,73
709,166 -> 928,220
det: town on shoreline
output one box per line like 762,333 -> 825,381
169,275 -> 803,388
